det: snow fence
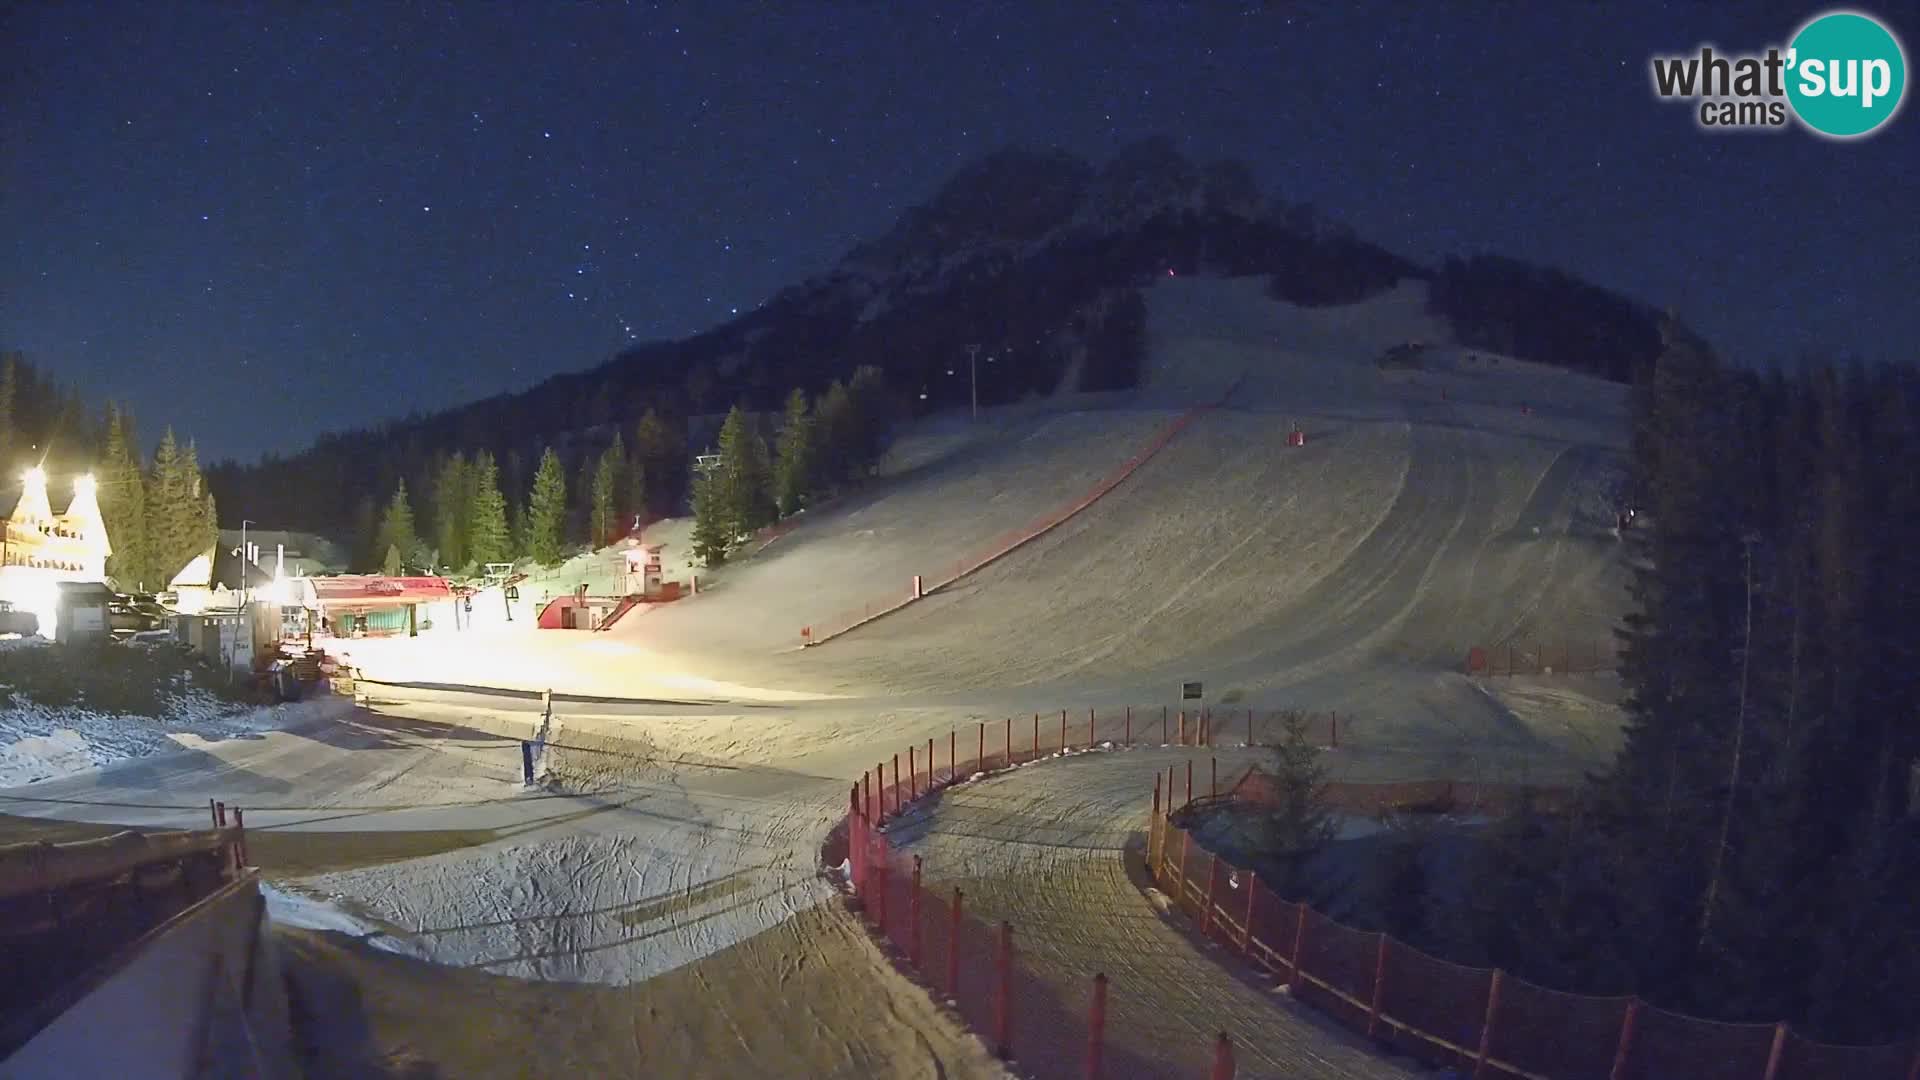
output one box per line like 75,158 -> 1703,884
801,399 -> 1220,647
1149,796 -> 1918,1080
827,705 -> 1918,1079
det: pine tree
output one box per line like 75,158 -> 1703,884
349,496 -> 378,572
466,451 -> 511,566
375,480 -> 419,574
382,543 -> 404,576
773,388 -> 815,516
591,433 -> 625,547
525,447 -> 568,565
571,453 -> 595,545
689,466 -> 732,566
1258,709 -> 1337,898
433,453 -> 471,572
716,405 -> 774,536
633,409 -> 684,513
145,428 -> 201,584
98,405 -> 150,589
814,380 -> 853,486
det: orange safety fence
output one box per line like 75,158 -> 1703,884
802,402 -> 1217,646
1467,637 -> 1618,677
1148,807 -> 1918,1080
827,713 -> 1918,1079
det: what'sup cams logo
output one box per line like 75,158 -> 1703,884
1650,10 -> 1906,138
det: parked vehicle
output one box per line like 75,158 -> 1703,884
0,601 -> 38,638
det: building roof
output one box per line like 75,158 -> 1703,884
300,575 -> 452,608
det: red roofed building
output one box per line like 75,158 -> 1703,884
296,575 -> 453,637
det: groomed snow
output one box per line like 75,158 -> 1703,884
0,275 -> 1637,1075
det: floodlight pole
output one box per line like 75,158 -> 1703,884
966,344 -> 981,420
239,520 -> 254,607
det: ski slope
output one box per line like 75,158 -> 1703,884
1,275 -> 1636,1075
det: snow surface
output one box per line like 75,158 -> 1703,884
1,276 -> 1635,1074
0,684 -> 355,788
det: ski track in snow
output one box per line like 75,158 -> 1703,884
0,278 -> 1632,1075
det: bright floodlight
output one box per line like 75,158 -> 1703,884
22,467 -> 45,487
74,474 -> 97,495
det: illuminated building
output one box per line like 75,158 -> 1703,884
0,469 -> 112,636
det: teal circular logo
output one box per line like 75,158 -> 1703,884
1786,11 -> 1907,137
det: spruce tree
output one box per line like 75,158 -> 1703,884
689,466 -> 732,566
591,433 -> 624,547
716,405 -> 774,536
374,480 -> 419,574
1258,709 -> 1336,898
773,388 -> 815,516
433,453 -> 471,573
814,380 -> 853,486
466,451 -> 511,566
145,428 -> 199,584
633,409 -> 684,513
98,405 -> 150,589
525,447 -> 568,565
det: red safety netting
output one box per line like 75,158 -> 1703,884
843,731 -> 1918,1080
1294,907 -> 1380,1031
1243,879 -> 1299,983
1777,1030 -> 1914,1080
802,403 -> 1214,645
1377,940 -> 1493,1070
1621,1003 -> 1778,1080
1485,974 -> 1632,1080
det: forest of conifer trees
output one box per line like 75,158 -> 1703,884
1443,322 -> 1920,1044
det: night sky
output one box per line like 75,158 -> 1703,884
4,3 -> 1915,461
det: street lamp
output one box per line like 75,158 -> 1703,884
239,520 -> 254,607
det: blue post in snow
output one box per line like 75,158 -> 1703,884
521,741 -> 535,785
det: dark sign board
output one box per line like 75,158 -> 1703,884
1181,681 -> 1203,700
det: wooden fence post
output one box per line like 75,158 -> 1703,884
1367,934 -> 1390,1039
909,746 -> 917,802
1125,705 -> 1132,744
1032,713 -> 1039,760
1473,970 -> 1504,1080
978,722 -> 985,770
215,801 -> 227,827
1178,709 -> 1186,745
1061,708 -> 1067,753
233,808 -> 247,869
1609,999 -> 1642,1080
1086,973 -> 1108,1080
1186,760 -> 1193,805
208,798 -> 218,828
944,733 -> 950,785
1211,756 -> 1218,798
892,753 -> 901,813
929,737 -> 936,788
1005,717 -> 1012,765
995,921 -> 1013,1060
1088,706 -> 1096,750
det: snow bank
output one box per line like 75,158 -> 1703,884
262,882 -> 421,956
0,694 -> 354,788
